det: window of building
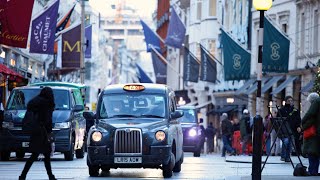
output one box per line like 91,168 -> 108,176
300,13 -> 305,55
197,0 -> 202,21
10,59 -> 15,66
314,9 -> 319,53
282,24 -> 287,33
209,0 -> 216,16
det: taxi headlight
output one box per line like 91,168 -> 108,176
54,122 -> 70,129
91,131 -> 102,142
155,130 -> 166,141
188,128 -> 197,137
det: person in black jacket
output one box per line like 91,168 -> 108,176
277,95 -> 301,162
19,87 -> 56,180
206,122 -> 216,153
220,113 -> 236,157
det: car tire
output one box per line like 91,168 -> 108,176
16,151 -> 25,159
173,151 -> 183,172
88,165 -> 100,177
75,145 -> 84,159
162,152 -> 175,178
0,151 -> 10,161
101,166 -> 110,172
64,136 -> 75,161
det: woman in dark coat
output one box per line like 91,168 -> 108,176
300,92 -> 320,176
19,87 -> 56,180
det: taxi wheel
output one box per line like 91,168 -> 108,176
16,151 -> 25,159
101,166 -> 110,172
173,152 -> 183,172
0,151 -> 10,161
162,152 -> 175,178
64,136 -> 75,161
88,166 -> 100,177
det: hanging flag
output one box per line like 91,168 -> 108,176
56,4 -> 75,33
151,50 -> 167,84
30,0 -> 60,54
62,24 -> 81,68
0,0 -> 35,48
165,7 -> 186,48
183,47 -> 200,82
200,45 -> 217,83
85,25 -> 92,58
140,20 -> 161,52
136,64 -> 153,83
262,17 -> 290,73
220,29 -> 251,81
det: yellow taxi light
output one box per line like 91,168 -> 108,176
123,85 -> 145,91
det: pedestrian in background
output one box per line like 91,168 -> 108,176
264,113 -> 273,156
240,109 -> 252,155
19,87 -> 56,180
206,122 -> 216,153
221,113 -> 236,157
270,110 -> 281,156
299,92 -> 320,176
277,96 -> 301,162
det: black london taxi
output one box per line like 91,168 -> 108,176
0,85 -> 86,161
177,105 -> 203,157
84,83 -> 184,178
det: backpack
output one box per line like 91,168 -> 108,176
22,110 -> 40,133
293,163 -> 308,176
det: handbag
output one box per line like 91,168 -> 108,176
303,125 -> 316,139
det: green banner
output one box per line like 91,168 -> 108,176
262,17 -> 290,73
221,29 -> 251,81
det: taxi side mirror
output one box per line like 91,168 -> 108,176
171,110 -> 184,119
73,105 -> 84,112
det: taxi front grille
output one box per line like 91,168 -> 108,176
114,128 -> 142,154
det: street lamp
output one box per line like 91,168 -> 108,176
252,1 -> 272,180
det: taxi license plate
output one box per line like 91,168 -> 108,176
22,142 -> 29,147
114,157 -> 142,164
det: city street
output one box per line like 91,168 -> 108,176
0,152 -> 318,180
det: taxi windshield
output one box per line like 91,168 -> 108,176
179,109 -> 197,123
6,89 -> 70,110
100,93 -> 166,119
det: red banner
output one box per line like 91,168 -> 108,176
0,0 -> 35,48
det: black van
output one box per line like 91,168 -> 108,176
0,86 -> 86,161
84,83 -> 184,178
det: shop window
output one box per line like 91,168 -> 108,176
10,59 -> 16,66
209,0 -> 216,17
197,0 -> 202,20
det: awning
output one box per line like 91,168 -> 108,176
244,77 -> 270,95
271,76 -> 297,95
207,106 -> 237,115
235,79 -> 256,95
261,76 -> 284,93
301,80 -> 315,93
195,101 -> 212,109
0,64 -> 24,78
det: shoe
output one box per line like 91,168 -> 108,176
280,157 -> 285,161
271,153 -> 275,156
19,175 -> 26,180
285,158 -> 290,162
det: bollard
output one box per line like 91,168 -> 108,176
252,115 -> 263,180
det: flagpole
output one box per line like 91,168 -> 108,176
199,43 -> 223,66
150,45 -> 183,78
80,0 -> 85,84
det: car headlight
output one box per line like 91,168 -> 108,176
2,121 -> 14,129
92,131 -> 102,142
188,128 -> 197,137
155,130 -> 166,141
54,122 -> 70,129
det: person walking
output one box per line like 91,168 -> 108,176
240,109 -> 252,155
221,113 -> 236,157
19,87 -> 56,180
299,92 -> 320,176
277,96 -> 301,162
206,122 -> 216,153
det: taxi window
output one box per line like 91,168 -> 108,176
72,89 -> 84,106
100,93 -> 166,119
179,109 -> 197,123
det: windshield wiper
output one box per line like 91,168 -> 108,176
139,114 -> 164,118
108,114 -> 138,118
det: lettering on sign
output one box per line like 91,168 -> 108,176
270,42 -> 280,61
0,31 -> 27,42
63,41 -> 81,52
232,54 -> 241,70
33,16 -> 52,51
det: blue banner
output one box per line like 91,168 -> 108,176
165,7 -> 186,48
262,17 -> 290,73
183,47 -> 200,82
221,29 -> 251,80
136,64 -> 153,83
29,0 -> 59,54
200,45 -> 217,83
85,25 -> 92,58
140,20 -> 161,52
151,50 -> 167,84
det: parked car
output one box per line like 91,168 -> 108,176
0,85 -> 86,161
177,105 -> 203,157
84,83 -> 184,178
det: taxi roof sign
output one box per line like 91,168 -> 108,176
123,84 -> 145,91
